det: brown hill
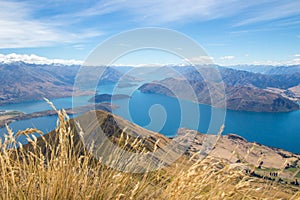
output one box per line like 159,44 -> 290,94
15,110 -> 299,198
0,62 -> 137,105
178,128 -> 300,182
139,77 -> 299,112
23,110 -> 300,183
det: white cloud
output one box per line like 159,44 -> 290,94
0,53 -> 83,65
77,0 -> 250,25
289,58 -> 300,65
183,56 -> 214,64
234,1 -> 300,26
252,59 -> 300,66
73,0 -> 300,27
1,0 -> 299,49
249,54 -> 300,66
220,56 -> 235,60
0,1 -> 103,48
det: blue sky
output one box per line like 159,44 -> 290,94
0,0 -> 300,65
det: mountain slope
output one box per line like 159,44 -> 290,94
266,65 -> 300,75
0,62 -> 137,105
22,110 -> 300,191
225,64 -> 300,75
219,67 -> 300,89
138,66 -> 300,112
139,78 -> 299,112
8,110 -> 298,199
0,62 -> 77,104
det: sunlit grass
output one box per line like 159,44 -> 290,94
0,102 -> 299,199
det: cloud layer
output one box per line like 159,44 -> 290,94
0,53 -> 299,66
220,56 -> 235,60
1,1 -> 300,48
0,53 -> 82,65
0,1 -> 103,48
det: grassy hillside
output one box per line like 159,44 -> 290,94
0,107 -> 299,199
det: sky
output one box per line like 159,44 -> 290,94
0,0 -> 300,66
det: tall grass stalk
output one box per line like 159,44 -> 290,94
0,106 -> 298,199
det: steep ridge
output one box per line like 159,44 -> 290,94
22,110 -> 300,184
23,110 -> 184,172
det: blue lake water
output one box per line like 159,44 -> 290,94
0,85 -> 300,154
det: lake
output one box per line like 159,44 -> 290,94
1,84 -> 300,154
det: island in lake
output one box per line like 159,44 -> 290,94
89,94 -> 130,103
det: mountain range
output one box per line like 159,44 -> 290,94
0,62 -> 136,105
226,64 -> 300,75
139,66 -> 300,112
1,62 -> 299,112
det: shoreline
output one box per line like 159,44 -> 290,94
0,103 -> 116,129
0,90 -> 94,106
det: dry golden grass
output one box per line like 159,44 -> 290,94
0,103 -> 299,199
